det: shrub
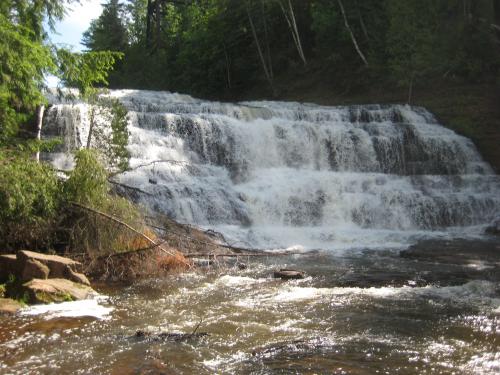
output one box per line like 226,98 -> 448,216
0,153 -> 61,250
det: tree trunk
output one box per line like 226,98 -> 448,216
246,1 -> 276,95
34,105 -> 45,162
337,0 -> 368,66
146,0 -> 152,48
276,0 -> 307,66
86,106 -> 96,149
407,72 -> 415,105
155,0 -> 162,49
223,43 -> 232,89
261,0 -> 274,79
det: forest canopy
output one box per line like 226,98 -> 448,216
82,0 -> 500,99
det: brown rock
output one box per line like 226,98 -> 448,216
17,250 -> 82,278
0,254 -> 18,283
0,298 -> 24,314
274,269 -> 306,280
21,259 -> 50,281
23,278 -> 96,304
64,267 -> 90,286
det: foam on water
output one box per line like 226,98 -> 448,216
42,89 -> 500,251
20,296 -> 113,320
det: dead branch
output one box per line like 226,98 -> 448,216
108,179 -> 154,196
69,201 -> 190,266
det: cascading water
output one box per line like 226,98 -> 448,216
42,89 -> 500,251
3,89 -> 498,375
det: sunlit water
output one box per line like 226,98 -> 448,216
1,251 -> 499,374
4,90 -> 496,374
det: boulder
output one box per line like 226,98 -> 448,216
64,267 -> 90,286
21,259 -> 50,282
23,278 -> 96,304
0,298 -> 24,314
485,218 -> 500,236
0,254 -> 18,283
274,269 -> 306,280
17,250 -> 82,278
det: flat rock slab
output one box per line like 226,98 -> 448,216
18,250 -> 82,273
0,298 -> 24,314
16,250 -> 89,285
274,269 -> 306,280
23,278 -> 96,304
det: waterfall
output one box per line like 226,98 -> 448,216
43,89 -> 500,250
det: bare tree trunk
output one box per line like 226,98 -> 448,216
34,105 -> 45,162
146,0 -> 152,49
407,72 -> 415,105
86,106 -> 96,149
155,0 -> 162,49
354,0 -> 369,41
246,1 -> 276,95
277,0 -> 307,66
261,0 -> 274,79
223,43 -> 231,89
337,0 -> 368,66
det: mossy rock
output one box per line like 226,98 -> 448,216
23,278 -> 96,304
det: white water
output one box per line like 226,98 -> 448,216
43,89 -> 500,251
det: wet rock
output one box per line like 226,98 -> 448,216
0,298 -> 24,314
21,259 -> 50,281
274,269 -> 305,280
485,218 -> 500,235
192,258 -> 213,267
0,254 -> 18,283
237,262 -> 247,270
23,278 -> 96,304
64,267 -> 90,286
17,250 -> 82,278
132,330 -> 208,342
400,239 -> 500,282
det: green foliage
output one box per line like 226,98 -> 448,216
64,149 -> 109,207
87,97 -> 130,172
0,14 -> 54,142
57,49 -> 123,99
77,0 -> 499,98
82,0 -> 128,53
4,274 -> 28,305
0,152 -> 61,248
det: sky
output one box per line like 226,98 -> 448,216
46,0 -> 103,86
